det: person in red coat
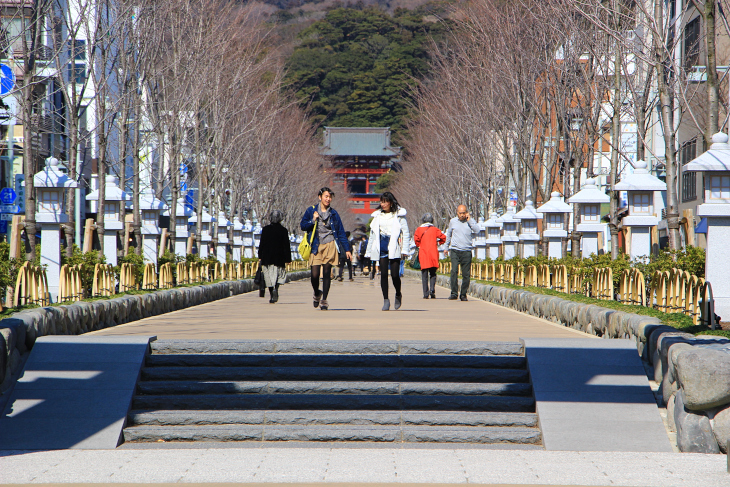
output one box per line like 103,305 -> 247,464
413,213 -> 447,299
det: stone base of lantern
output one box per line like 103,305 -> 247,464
142,234 -> 159,265
475,244 -> 486,260
502,240 -> 518,259
232,246 -> 242,261
40,224 -> 61,303
486,243 -> 500,260
699,206 -> 730,322
521,241 -> 538,258
216,242 -> 228,264
175,238 -> 187,258
626,226 -> 651,261
103,232 -> 118,266
579,233 -> 599,258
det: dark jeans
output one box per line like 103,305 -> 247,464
358,255 -> 370,273
450,250 -> 472,298
338,256 -> 353,279
421,267 -> 437,297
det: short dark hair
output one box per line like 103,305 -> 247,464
378,191 -> 399,213
422,213 -> 434,223
318,187 -> 335,197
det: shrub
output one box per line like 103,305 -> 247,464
116,252 -> 145,289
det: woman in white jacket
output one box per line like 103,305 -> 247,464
365,192 -> 410,311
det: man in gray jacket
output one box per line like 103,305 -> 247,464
444,205 -> 480,301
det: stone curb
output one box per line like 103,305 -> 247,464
404,268 -> 730,454
0,270 -> 310,395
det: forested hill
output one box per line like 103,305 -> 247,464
283,6 -> 449,138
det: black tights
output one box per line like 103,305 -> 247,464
311,264 -> 333,299
379,257 -> 401,299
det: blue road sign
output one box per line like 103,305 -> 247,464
0,204 -> 19,213
0,64 -> 14,96
0,221 -> 7,234
0,187 -> 16,204
179,163 -> 188,175
180,181 -> 187,192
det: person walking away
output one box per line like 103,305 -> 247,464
258,210 -> 292,303
365,192 -> 410,310
444,205 -> 480,301
337,231 -> 354,281
300,187 -> 352,310
413,213 -> 447,299
357,236 -> 369,276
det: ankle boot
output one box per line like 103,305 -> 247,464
382,299 -> 390,311
268,287 -> 275,303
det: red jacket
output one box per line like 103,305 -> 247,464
414,224 -> 447,269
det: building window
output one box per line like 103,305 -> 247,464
709,175 -> 730,200
547,213 -> 563,229
70,39 -> 86,60
521,219 -> 536,234
488,228 -> 500,239
582,204 -> 600,223
681,138 -> 698,202
68,63 -> 86,84
684,17 -> 700,69
632,193 -> 652,214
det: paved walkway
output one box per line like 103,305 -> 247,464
0,447 -> 726,485
88,274 -> 590,341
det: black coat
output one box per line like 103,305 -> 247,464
258,223 -> 293,267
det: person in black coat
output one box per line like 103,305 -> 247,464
258,210 -> 292,303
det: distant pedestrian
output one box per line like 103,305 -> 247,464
300,187 -> 352,310
337,231 -> 354,281
357,236 -> 370,275
413,213 -> 447,299
258,210 -> 292,303
365,192 -> 410,311
444,205 -> 480,301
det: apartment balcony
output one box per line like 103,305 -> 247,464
30,114 -> 54,133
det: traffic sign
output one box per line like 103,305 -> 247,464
0,213 -> 13,221
0,187 -> 16,204
0,64 -> 14,95
180,181 -> 187,192
0,221 -> 7,234
0,204 -> 19,213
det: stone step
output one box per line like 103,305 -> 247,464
128,410 -> 540,427
140,366 -> 529,383
136,380 -> 533,397
122,424 -> 542,444
150,340 -> 524,356
131,393 -> 535,412
145,353 -> 527,369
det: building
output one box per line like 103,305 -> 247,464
321,127 -> 400,215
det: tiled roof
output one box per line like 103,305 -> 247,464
322,127 -> 400,157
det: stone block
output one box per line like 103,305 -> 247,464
674,390 -> 720,453
666,392 -> 677,432
676,348 -> 730,410
711,404 -> 730,454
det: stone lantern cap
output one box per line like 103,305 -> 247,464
498,207 -> 519,243
139,188 -> 167,212
243,219 -> 253,231
86,175 -> 130,202
189,208 -> 213,224
537,192 -> 572,214
485,212 -> 502,228
253,219 -> 262,233
568,178 -> 610,204
34,157 -> 78,188
232,216 -> 243,231
614,160 -> 667,191
217,211 -> 231,229
514,200 -> 542,220
163,198 -> 194,218
685,132 -> 730,172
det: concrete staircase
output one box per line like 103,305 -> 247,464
123,340 -> 542,445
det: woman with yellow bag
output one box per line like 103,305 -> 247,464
299,187 -> 352,310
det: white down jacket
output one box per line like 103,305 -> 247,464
365,207 -> 410,260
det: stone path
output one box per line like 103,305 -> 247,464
0,447 -> 726,485
88,274 -> 590,341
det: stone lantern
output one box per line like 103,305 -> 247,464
253,218 -> 262,254
685,132 -> 730,321
537,191 -> 572,258
189,208 -> 213,258
474,217 -> 487,260
514,200 -> 541,258
139,188 -> 167,265
484,212 -> 502,259
85,175 -> 130,266
242,219 -> 254,258
292,234 -> 303,260
614,160 -> 666,261
215,211 -> 231,264
497,207 -> 519,259
169,198 -> 193,258
231,216 -> 244,261
34,157 -> 78,302
568,178 -> 610,258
